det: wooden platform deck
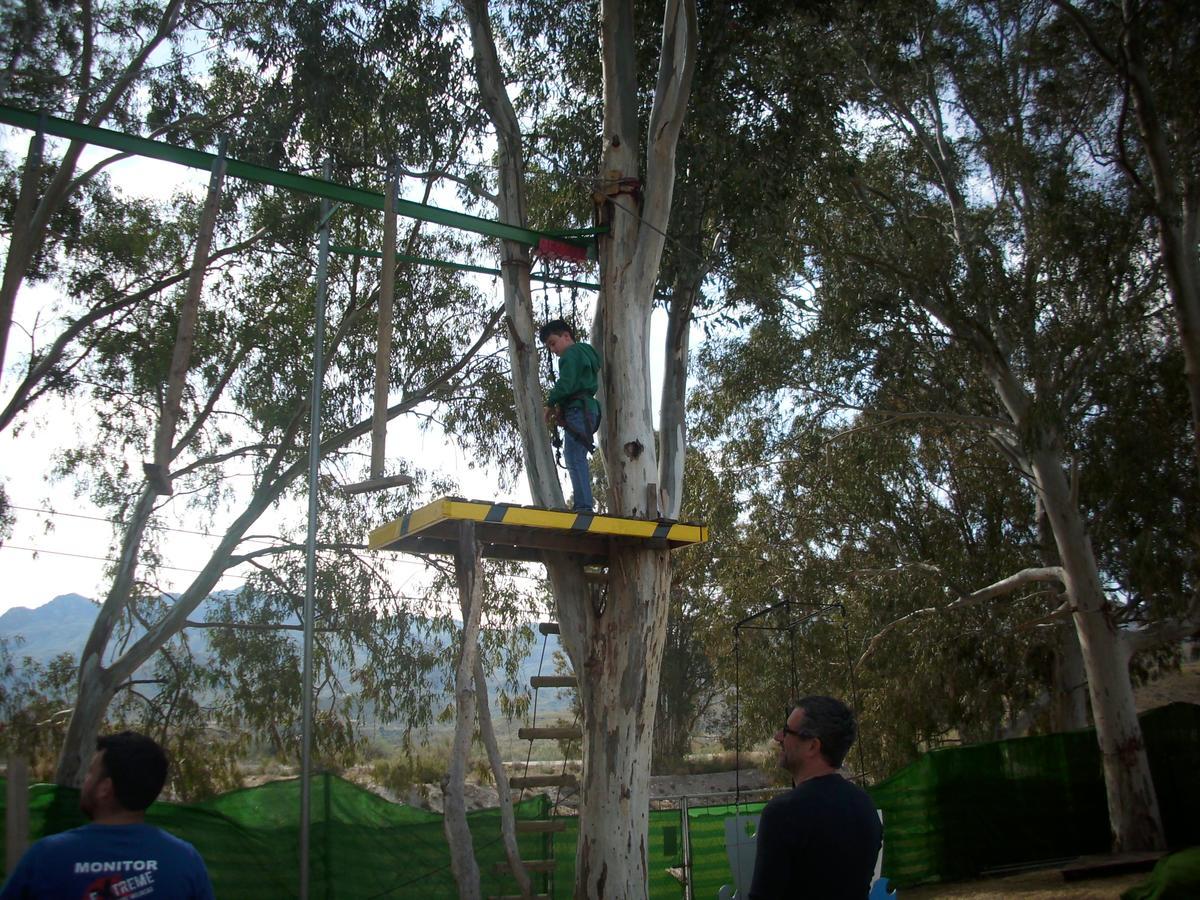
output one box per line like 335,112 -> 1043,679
369,496 -> 707,561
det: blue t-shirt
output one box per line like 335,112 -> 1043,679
0,823 -> 214,899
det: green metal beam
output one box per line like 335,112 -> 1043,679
0,104 -> 600,251
329,245 -> 599,291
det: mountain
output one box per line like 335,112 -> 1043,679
0,593 -> 568,713
0,593 -> 98,664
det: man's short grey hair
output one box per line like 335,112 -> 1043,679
794,695 -> 857,768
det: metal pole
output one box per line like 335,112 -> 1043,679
300,158 -> 333,900
734,625 -> 741,810
788,597 -> 798,703
371,159 -> 397,478
680,795 -> 693,900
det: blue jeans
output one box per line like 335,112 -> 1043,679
563,406 -> 598,511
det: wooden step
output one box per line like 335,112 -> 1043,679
509,774 -> 578,789
583,569 -> 609,584
538,622 -> 560,635
489,895 -> 551,899
492,859 -> 557,874
518,726 -> 581,741
530,675 -> 577,689
516,819 -> 568,834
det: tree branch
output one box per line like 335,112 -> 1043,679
859,566 -> 1065,666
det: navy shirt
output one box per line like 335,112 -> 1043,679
0,822 -> 214,899
749,773 -> 883,899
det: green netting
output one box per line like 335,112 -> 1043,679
685,800 -> 767,899
2,704 -> 1196,897
546,808 -> 685,898
0,775 -> 552,898
868,702 -> 1200,889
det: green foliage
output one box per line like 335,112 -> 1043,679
682,0 -> 1198,782
0,641 -> 77,780
1,0 -> 549,786
371,751 -> 447,795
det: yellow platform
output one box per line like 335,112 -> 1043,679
369,496 -> 707,562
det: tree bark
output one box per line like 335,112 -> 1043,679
1028,444 -> 1165,851
444,521 -> 484,900
151,143 -> 227,492
459,1 -> 695,893
0,128 -> 44,391
1052,621 -> 1089,732
474,656 -> 532,899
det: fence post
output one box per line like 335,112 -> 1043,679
6,757 -> 29,872
680,795 -> 693,900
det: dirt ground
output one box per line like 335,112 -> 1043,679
901,867 -> 1148,899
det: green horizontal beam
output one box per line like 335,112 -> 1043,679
330,244 -> 599,291
0,104 -> 600,250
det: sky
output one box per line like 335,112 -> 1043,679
0,127 -> 674,614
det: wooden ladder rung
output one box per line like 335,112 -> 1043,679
538,621 -> 560,635
518,726 -> 581,741
492,859 -> 557,874
509,774 -> 577,789
516,819 -> 568,834
530,675 -> 577,689
489,895 -> 551,899
583,569 -> 609,584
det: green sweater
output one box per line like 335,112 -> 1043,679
547,341 -> 601,418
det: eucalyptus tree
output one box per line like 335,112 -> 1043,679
52,180 -> 511,785
10,2 -> 526,786
1047,0 -> 1200,484
456,0 -> 697,893
2,0 -> 240,396
698,0 -> 1198,851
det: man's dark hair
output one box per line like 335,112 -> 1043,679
95,731 -> 168,811
794,695 -> 858,768
538,319 -> 575,343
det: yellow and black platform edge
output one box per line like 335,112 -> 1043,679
369,496 -> 707,554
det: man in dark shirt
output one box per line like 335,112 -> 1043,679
748,696 -> 882,899
1,731 -> 214,899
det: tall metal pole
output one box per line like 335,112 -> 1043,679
300,159 -> 333,900
370,158 -> 397,479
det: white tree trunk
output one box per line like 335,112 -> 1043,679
474,657 -> 532,899
1030,446 -> 1166,851
460,1 -> 695,893
1052,624 -> 1089,732
444,522 -> 485,900
573,548 -> 672,896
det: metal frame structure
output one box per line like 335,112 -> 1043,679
0,103 -> 614,899
731,599 -> 866,810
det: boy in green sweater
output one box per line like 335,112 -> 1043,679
539,319 -> 601,512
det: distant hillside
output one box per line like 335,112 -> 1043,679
0,593 -> 569,714
0,593 -> 98,663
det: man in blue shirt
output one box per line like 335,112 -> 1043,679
540,319 -> 602,512
749,696 -> 882,899
1,731 -> 214,899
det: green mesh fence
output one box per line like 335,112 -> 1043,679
0,775 -> 552,898
546,808 -> 686,898
869,702 -> 1200,889
2,703 -> 1196,897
